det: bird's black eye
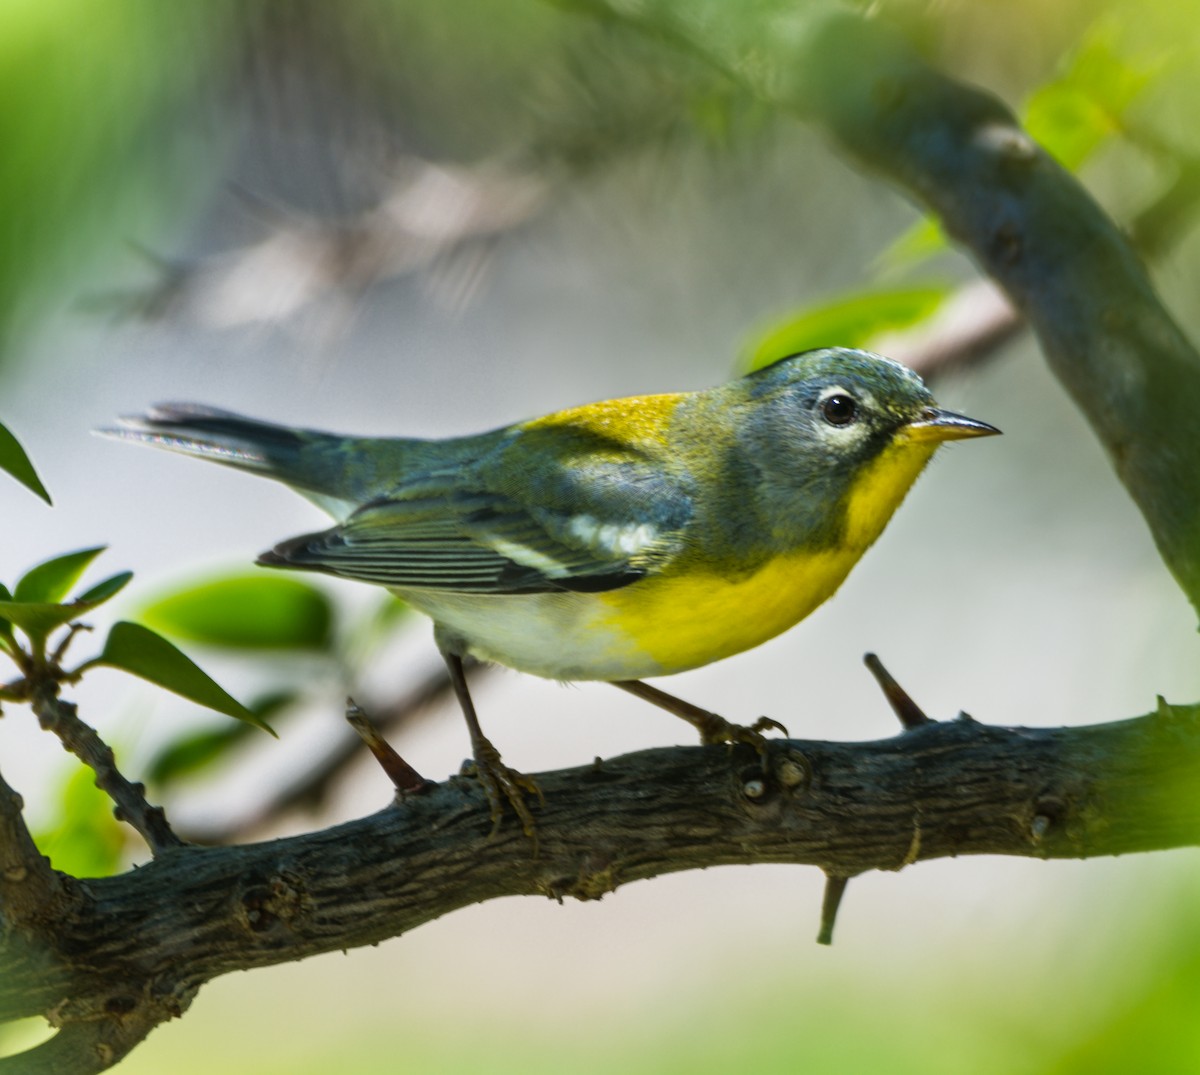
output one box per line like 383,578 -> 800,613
820,394 -> 858,426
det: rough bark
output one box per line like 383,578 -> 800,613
4,704 -> 1200,1071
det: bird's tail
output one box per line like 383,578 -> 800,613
100,403 -> 378,517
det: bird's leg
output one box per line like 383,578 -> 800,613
442,650 -> 544,844
612,680 -> 787,750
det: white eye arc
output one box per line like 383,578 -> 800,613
817,386 -> 859,427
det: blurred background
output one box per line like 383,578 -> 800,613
2,0 -> 1200,1071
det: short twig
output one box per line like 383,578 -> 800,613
49,622 -> 93,667
817,873 -> 850,946
887,279 -> 1023,383
181,661 -> 478,844
32,685 -> 183,855
863,654 -> 932,730
345,698 -> 435,795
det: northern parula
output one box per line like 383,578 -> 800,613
110,347 -> 998,833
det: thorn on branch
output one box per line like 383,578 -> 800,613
345,698 -> 436,796
32,685 -> 183,856
863,653 -> 932,730
817,873 -> 850,946
179,663 -> 465,845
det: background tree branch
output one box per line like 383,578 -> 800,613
793,14 -> 1200,616
573,1 -> 1200,616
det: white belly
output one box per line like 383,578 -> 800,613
397,589 -> 661,681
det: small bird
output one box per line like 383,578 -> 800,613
108,348 -> 998,834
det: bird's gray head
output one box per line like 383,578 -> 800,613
723,347 -> 992,547
739,346 -> 935,470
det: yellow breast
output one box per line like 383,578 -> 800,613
594,546 -> 862,673
595,434 -> 940,675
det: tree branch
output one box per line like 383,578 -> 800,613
31,686 -> 182,855
0,767 -> 66,927
0,1012 -> 163,1075
4,695 -> 1199,1063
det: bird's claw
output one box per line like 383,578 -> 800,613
697,713 -> 787,752
467,736 -> 544,851
751,715 -> 789,738
609,680 -> 786,769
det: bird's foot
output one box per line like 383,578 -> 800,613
699,713 -> 789,751
441,648 -> 543,851
465,734 -> 545,850
612,680 -> 788,754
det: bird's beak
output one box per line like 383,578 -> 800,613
902,407 -> 1002,444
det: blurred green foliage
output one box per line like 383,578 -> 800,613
1051,922 -> 1200,1073
139,573 -> 335,652
1022,19 -> 1159,171
128,571 -> 412,793
0,0 -> 237,365
34,764 -> 127,878
145,689 -> 295,785
742,285 -> 949,371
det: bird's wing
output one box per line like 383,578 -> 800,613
259,462 -> 693,595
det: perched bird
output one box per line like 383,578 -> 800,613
107,347 -> 998,834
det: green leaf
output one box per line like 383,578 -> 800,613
146,690 -> 295,784
0,567 -> 130,646
0,420 -> 51,503
139,572 -> 335,651
0,599 -> 88,642
76,571 -> 133,605
145,723 -> 257,785
99,621 -> 271,731
1024,78 -> 1118,173
1023,20 -> 1156,172
875,218 -> 947,275
14,546 -> 106,603
742,285 -> 950,372
0,583 -> 15,651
